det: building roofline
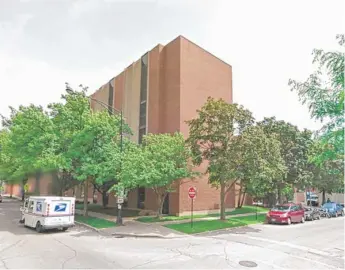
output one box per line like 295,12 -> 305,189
92,35 -> 232,96
170,35 -> 232,68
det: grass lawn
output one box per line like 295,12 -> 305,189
75,214 -> 117,229
75,203 -> 140,217
165,214 -> 266,234
136,205 -> 268,223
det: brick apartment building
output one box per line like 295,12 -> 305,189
3,36 -> 252,215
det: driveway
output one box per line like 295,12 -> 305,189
0,198 -> 344,269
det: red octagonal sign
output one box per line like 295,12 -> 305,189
188,187 -> 196,199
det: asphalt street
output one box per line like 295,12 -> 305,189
0,198 -> 344,269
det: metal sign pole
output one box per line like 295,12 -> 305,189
191,198 -> 194,229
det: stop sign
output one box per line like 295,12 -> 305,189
188,187 -> 196,199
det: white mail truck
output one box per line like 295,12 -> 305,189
20,196 -> 75,233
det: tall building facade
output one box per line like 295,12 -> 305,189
91,36 -> 250,216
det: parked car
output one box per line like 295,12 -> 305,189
304,207 -> 321,221
322,202 -> 344,217
266,203 -> 305,225
0,194 -> 2,203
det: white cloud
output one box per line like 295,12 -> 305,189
0,0 -> 343,132
202,0 -> 344,131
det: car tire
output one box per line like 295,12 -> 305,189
317,215 -> 321,220
287,218 -> 291,225
301,216 -> 305,223
36,222 -> 43,233
62,227 -> 68,231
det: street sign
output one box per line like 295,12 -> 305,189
24,184 -> 29,193
117,197 -> 124,204
188,187 -> 196,229
188,187 -> 196,199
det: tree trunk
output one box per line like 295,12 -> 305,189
277,184 -> 282,205
220,180 -> 226,220
156,192 -> 167,219
35,171 -> 41,195
83,179 -> 89,217
102,191 -> 109,208
240,191 -> 246,207
237,181 -> 243,208
10,184 -> 13,198
21,179 -> 25,201
267,193 -> 276,208
322,189 -> 326,205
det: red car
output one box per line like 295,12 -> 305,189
266,203 -> 305,225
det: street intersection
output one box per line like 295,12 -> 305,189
0,199 -> 344,269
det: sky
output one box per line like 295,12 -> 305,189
0,0 -> 344,131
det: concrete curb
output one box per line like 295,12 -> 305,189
111,232 -> 187,239
74,221 -> 101,233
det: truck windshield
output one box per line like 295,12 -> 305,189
272,205 -> 290,211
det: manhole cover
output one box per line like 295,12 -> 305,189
239,261 -> 258,267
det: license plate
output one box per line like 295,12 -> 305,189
271,218 -> 276,222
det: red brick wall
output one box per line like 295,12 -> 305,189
90,36 -> 234,215
178,36 -> 234,213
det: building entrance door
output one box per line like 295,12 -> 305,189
162,194 -> 169,214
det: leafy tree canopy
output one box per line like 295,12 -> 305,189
289,34 -> 344,164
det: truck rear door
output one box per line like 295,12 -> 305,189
47,199 -> 73,225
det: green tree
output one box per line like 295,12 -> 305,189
186,98 -> 254,220
0,105 -> 54,199
289,34 -> 344,164
68,110 -> 131,214
120,133 -> 193,218
308,141 -> 344,204
238,125 -> 287,205
257,117 -> 313,204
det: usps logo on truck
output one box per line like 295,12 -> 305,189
54,203 -> 67,212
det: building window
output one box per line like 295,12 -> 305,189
139,53 -> 148,144
139,127 -> 146,144
137,187 -> 145,209
108,79 -> 114,114
140,54 -> 148,103
139,102 -> 146,127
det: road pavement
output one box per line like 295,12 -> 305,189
0,198 -> 344,269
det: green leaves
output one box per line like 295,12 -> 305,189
120,133 -> 193,191
187,97 -> 254,186
239,125 -> 287,199
289,34 -> 344,165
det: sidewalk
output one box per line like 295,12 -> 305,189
157,212 -> 267,225
102,221 -> 187,239
75,208 -> 266,238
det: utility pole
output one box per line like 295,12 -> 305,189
116,109 -> 124,225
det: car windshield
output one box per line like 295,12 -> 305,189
322,203 -> 334,209
272,205 -> 290,211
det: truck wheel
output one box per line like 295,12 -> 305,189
36,222 -> 43,233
